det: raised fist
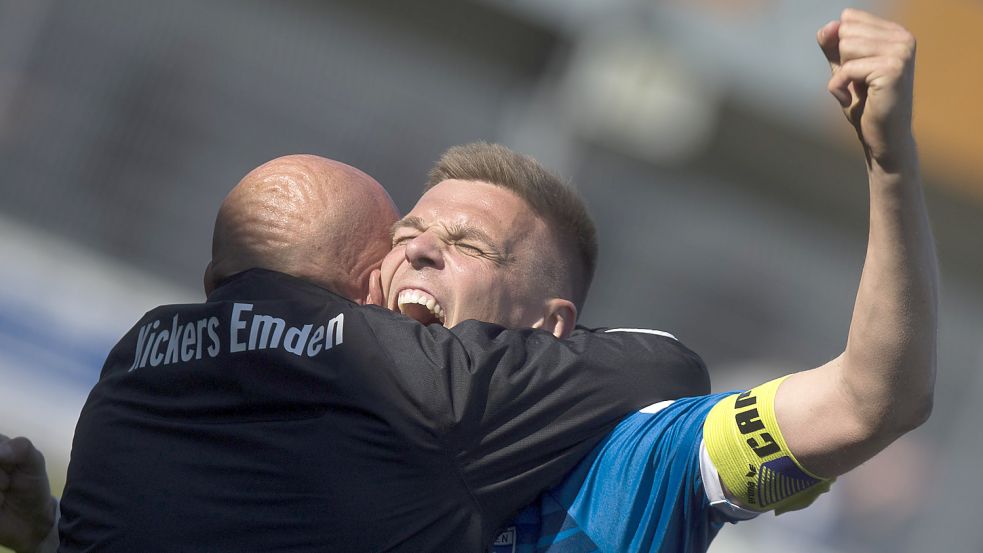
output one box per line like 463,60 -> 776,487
818,9 -> 917,169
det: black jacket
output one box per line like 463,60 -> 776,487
60,269 -> 708,552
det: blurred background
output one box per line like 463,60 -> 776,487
0,0 -> 980,551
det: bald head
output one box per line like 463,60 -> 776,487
205,154 -> 399,301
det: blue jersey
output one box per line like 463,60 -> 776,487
492,393 -> 735,553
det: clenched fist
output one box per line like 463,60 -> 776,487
0,436 -> 56,553
818,9 -> 917,170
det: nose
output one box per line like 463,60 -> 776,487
404,231 -> 445,270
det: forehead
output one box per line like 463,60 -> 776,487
407,179 -> 542,240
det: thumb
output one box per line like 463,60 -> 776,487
0,437 -> 45,475
818,20 -> 853,108
0,435 -> 19,464
817,20 -> 842,72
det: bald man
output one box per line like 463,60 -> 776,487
202,156 -> 397,302
40,153 -> 707,553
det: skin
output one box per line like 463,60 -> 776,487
768,9 -> 936,481
204,154 -> 400,303
380,179 -> 577,338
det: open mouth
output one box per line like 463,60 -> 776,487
397,289 -> 446,326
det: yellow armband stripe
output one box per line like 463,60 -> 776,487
703,376 -> 833,514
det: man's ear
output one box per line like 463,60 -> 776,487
203,262 -> 216,297
361,269 -> 385,306
532,298 -> 577,339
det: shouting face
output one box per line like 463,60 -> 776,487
380,179 -> 565,330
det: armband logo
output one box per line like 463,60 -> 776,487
733,391 -> 781,458
733,389 -> 821,507
756,457 -> 822,507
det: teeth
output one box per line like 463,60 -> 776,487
397,289 -> 445,323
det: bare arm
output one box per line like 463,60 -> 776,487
775,9 -> 938,478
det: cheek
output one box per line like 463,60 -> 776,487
452,267 -> 502,308
379,249 -> 403,286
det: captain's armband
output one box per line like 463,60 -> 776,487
703,376 -> 833,514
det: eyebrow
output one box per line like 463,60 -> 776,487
391,216 -> 496,246
391,216 -> 427,237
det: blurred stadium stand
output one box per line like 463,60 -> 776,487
0,1 -> 979,551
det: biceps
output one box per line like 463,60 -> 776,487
775,359 -> 880,477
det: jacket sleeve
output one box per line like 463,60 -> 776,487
354,307 -> 708,535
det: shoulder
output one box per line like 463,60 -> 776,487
571,326 -> 710,396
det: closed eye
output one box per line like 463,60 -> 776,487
453,241 -> 507,265
391,217 -> 426,246
454,242 -> 483,255
392,234 -> 416,247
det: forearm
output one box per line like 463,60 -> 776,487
779,142 -> 938,477
842,145 -> 938,431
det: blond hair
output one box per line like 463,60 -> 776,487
426,142 -> 597,308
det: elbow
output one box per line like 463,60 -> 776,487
685,355 -> 711,396
841,347 -> 937,438
896,356 -> 937,433
845,367 -> 936,442
872,380 -> 935,439
896,389 -> 934,433
664,343 -> 711,396
850,390 -> 933,451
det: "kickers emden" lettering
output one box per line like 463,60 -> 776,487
130,315 -> 221,371
229,303 -> 343,357
129,303 -> 344,372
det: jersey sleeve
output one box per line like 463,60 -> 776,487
498,395 -> 734,553
352,306 -> 710,536
699,441 -> 761,522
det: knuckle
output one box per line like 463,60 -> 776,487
894,28 -> 916,47
891,21 -> 912,34
893,42 -> 915,60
